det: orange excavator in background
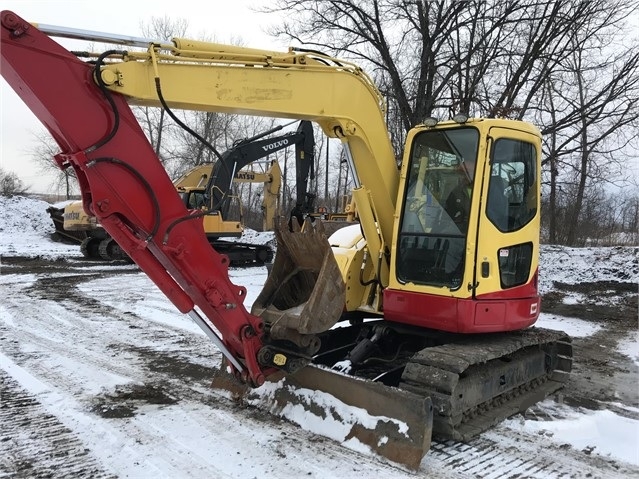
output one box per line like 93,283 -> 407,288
1,12 -> 571,470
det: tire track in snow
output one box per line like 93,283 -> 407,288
0,270 -> 221,398
0,372 -> 115,479
429,433 -> 636,478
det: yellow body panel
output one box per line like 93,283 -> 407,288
99,45 -> 398,285
173,164 -> 213,189
202,213 -> 242,238
62,200 -> 97,231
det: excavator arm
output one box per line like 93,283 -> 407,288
207,120 -> 314,223
1,11 -> 273,385
228,161 -> 282,232
290,121 -> 318,226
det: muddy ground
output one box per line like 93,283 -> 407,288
1,254 -> 638,478
541,280 -> 638,411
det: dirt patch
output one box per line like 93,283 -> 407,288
2,255 -> 137,274
1,255 -> 77,274
541,280 -> 639,412
542,280 -> 637,326
5,256 -> 142,316
120,345 -> 221,383
91,383 -> 179,419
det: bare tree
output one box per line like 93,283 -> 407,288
28,130 -> 77,198
0,167 -> 28,197
262,2 -> 619,141
535,4 -> 639,244
263,0 -> 639,244
620,191 -> 639,244
162,111 -> 233,179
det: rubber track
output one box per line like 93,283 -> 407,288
212,241 -> 274,265
399,327 -> 572,441
80,236 -> 104,259
98,237 -> 130,261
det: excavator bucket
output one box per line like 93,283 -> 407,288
232,218 -> 433,470
251,217 -> 346,345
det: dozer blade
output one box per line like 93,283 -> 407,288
236,218 -> 432,469
211,364 -> 433,471
251,218 -> 346,345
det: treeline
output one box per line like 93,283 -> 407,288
19,0 -> 639,246
0,168 -> 28,197
263,0 -> 639,246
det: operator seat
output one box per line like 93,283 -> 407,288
487,175 -> 509,231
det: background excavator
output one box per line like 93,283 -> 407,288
194,119 -> 314,264
0,12 -> 572,470
49,121 -> 315,264
49,162 -> 276,263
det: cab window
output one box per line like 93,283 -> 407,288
487,139 -> 537,232
397,127 -> 479,290
188,191 -> 206,209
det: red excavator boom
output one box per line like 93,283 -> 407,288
0,11 -> 269,385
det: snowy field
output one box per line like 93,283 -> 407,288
1,195 -> 638,478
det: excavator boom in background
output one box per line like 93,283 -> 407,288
48,121 -> 315,265
1,12 -> 571,470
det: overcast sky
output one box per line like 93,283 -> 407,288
3,2 -> 638,195
1,0 -> 284,194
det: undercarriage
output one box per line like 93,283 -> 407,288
312,320 -> 572,441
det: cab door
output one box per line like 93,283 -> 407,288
473,126 -> 541,305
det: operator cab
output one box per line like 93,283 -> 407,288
178,188 -> 207,210
388,119 -> 542,333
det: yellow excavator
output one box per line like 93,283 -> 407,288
56,162 -> 278,263
175,160 -> 282,265
55,120 -> 314,264
1,12 -> 571,470
176,161 -> 281,233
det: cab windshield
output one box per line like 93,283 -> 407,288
397,127 -> 479,289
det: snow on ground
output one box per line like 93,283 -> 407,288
539,243 -> 638,294
619,330 -> 639,366
235,227 -> 275,246
1,195 -> 638,478
500,401 -> 639,466
536,313 -> 602,337
0,196 -> 79,259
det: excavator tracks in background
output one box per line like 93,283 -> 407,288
48,205 -> 273,265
